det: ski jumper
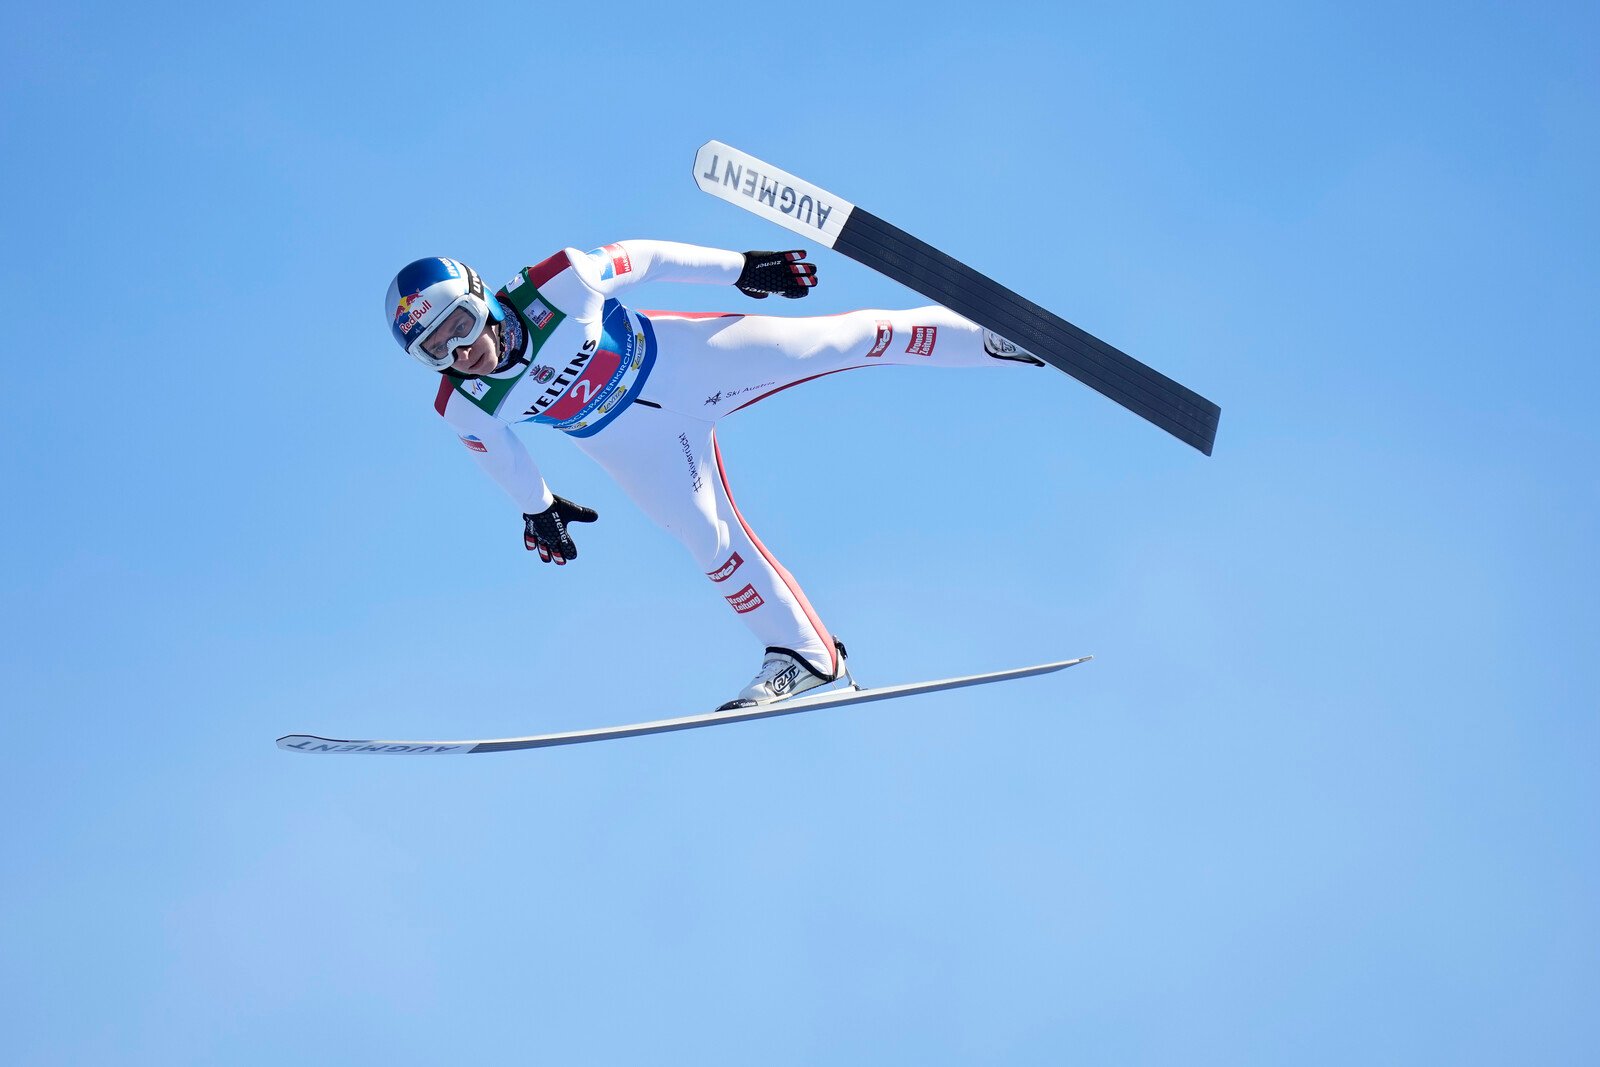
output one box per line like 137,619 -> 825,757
433,240 -> 1024,677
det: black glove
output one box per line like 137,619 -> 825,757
523,496 -> 598,565
736,250 -> 817,299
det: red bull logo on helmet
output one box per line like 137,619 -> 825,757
394,291 -> 432,338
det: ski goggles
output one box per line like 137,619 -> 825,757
407,295 -> 492,369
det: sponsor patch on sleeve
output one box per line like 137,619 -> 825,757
725,584 -> 765,614
590,243 -> 634,280
459,434 -> 488,452
867,320 -> 893,357
906,325 -> 937,357
706,552 -> 744,583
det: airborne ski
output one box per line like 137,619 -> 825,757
692,140 -> 1221,455
277,656 -> 1090,755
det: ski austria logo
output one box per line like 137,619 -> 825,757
459,435 -> 488,453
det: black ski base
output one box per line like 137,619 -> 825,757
833,208 -> 1221,455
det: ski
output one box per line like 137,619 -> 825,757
693,140 -> 1221,455
277,655 -> 1091,755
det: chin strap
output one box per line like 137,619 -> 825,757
494,296 -> 525,366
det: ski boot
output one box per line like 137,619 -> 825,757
718,640 -> 851,711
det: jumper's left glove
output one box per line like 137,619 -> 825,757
523,496 -> 598,565
736,250 -> 817,299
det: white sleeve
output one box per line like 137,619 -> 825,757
576,240 -> 744,297
434,382 -> 555,514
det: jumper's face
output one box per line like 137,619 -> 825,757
449,324 -> 501,376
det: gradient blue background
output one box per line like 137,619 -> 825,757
4,1 -> 1597,1063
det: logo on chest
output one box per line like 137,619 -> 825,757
522,340 -> 623,421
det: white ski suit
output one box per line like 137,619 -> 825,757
433,240 -> 1027,677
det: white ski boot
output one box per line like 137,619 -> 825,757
982,328 -> 1045,366
718,643 -> 849,711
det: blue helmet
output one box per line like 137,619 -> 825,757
385,257 -> 505,369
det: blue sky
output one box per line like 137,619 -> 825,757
3,1 -> 1597,1062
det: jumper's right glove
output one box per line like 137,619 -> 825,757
736,250 -> 817,299
523,496 -> 598,565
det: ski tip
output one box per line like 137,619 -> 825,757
277,734 -> 336,752
1018,656 -> 1092,677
